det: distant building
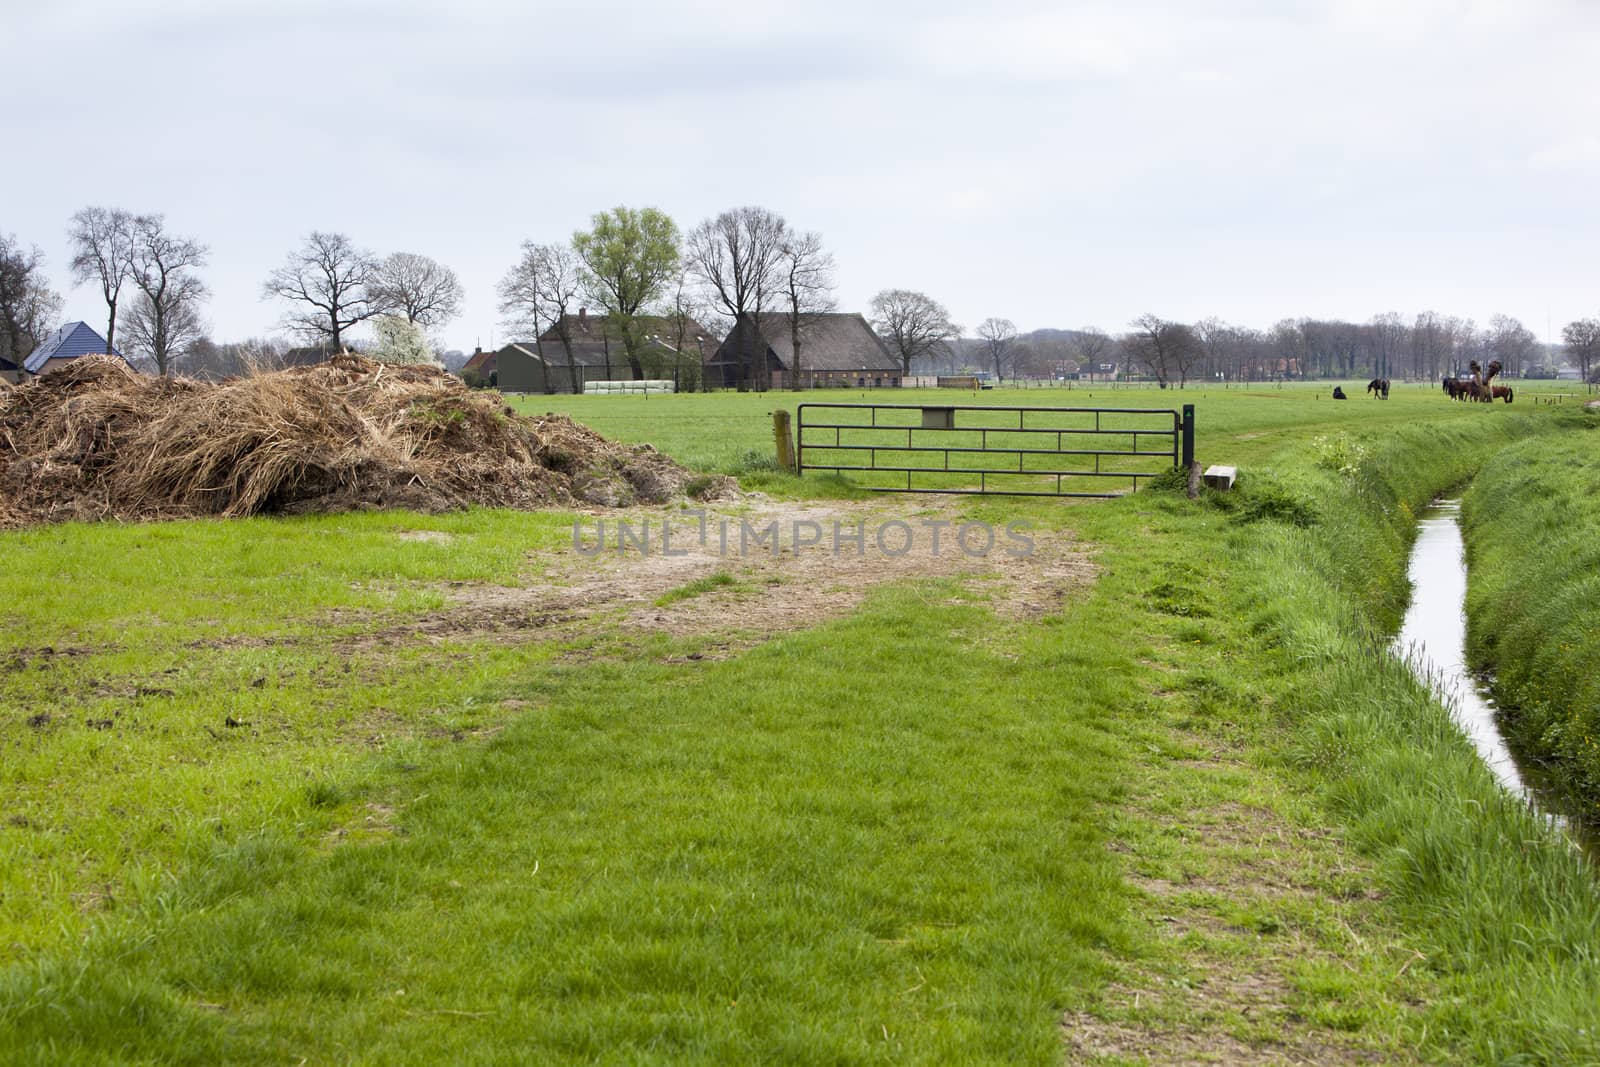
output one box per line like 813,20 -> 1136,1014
496,336 -> 694,394
460,347 -> 499,382
490,308 -> 718,393
17,321 -> 129,377
706,312 -> 902,390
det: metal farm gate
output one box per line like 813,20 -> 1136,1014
796,402 -> 1195,497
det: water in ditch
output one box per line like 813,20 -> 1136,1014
1394,498 -> 1597,857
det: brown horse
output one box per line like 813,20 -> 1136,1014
1491,384 -> 1514,403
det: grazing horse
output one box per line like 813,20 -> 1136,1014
1466,360 -> 1505,403
1491,384 -> 1514,403
1443,376 -> 1471,400
1367,377 -> 1390,399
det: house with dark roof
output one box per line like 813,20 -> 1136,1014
496,336 -> 702,394
537,307 -> 719,356
483,308 -> 718,393
707,312 -> 902,390
0,353 -> 22,384
19,321 -> 129,378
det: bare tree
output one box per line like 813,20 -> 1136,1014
1369,312 -> 1406,380
1412,311 -> 1450,380
660,266 -> 716,392
1563,318 -> 1600,389
371,252 -> 464,329
122,215 -> 208,376
1071,328 -> 1113,383
870,289 -> 958,375
1124,314 -> 1201,389
261,232 -> 385,353
777,230 -> 836,390
572,207 -> 680,380
67,206 -> 138,353
1487,314 -> 1537,378
685,206 -> 788,390
124,293 -> 206,377
0,234 -> 63,371
184,336 -> 294,379
1194,317 -> 1254,382
499,241 -> 583,394
976,317 -> 1019,381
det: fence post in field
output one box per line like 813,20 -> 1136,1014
773,409 -> 796,472
1182,404 -> 1200,499
1181,404 -> 1195,470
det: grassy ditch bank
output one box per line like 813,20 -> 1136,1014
1202,411 -> 1600,1062
1462,415 -> 1600,819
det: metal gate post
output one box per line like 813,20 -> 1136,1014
1181,404 -> 1195,470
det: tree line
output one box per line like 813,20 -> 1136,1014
920,312 -> 1589,388
3,206 -> 1598,387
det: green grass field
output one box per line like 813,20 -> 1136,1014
3,381 -> 1599,1063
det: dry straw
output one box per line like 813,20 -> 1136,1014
0,355 -> 725,528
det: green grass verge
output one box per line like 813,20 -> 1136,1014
3,389 -> 1599,1062
1462,412 -> 1600,815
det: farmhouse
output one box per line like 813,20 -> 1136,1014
16,321 -> 129,378
706,312 -> 902,390
492,309 -> 717,394
460,347 -> 498,382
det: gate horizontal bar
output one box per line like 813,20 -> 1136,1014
794,402 -> 1187,497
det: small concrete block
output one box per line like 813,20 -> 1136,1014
1202,464 -> 1237,490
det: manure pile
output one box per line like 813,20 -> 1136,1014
0,355 -> 728,528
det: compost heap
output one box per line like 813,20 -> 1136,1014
0,355 -> 728,528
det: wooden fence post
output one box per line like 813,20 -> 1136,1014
773,409 -> 796,472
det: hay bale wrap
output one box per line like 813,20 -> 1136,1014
0,355 -> 730,528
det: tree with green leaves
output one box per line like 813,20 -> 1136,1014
571,207 -> 680,379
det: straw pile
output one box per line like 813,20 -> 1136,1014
0,355 -> 729,528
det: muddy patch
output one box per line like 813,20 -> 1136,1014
428,496 -> 1096,646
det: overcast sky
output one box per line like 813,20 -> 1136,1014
6,0 -> 1598,352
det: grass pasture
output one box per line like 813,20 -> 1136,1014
504,378 -> 1572,482
3,380 -> 1600,1063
